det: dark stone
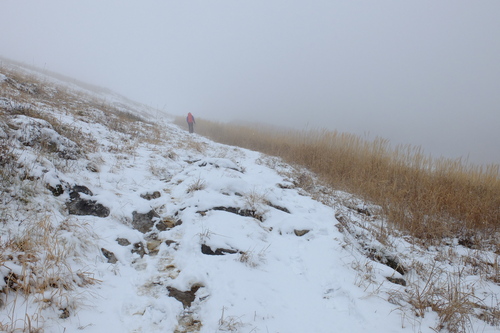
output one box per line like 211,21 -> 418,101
132,210 -> 160,233
47,183 -> 64,196
366,248 -> 407,276
165,240 -> 178,247
101,248 -> 117,264
140,191 -> 161,200
381,256 -> 406,276
386,277 -> 407,286
66,198 -> 110,218
268,202 -> 290,214
132,242 -> 146,258
198,206 -> 263,222
67,185 -> 109,217
116,238 -> 131,246
70,185 -> 93,198
201,244 -> 238,256
167,285 -> 202,308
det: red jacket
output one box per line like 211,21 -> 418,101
186,113 -> 195,124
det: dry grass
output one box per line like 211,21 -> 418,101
175,117 -> 500,249
0,63 -> 152,156
0,217 -> 99,332
387,261 -> 500,333
186,177 -> 206,193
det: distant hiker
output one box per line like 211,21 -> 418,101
186,112 -> 195,133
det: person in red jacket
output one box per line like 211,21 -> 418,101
186,112 -> 195,133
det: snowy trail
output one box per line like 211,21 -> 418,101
53,132 -> 421,333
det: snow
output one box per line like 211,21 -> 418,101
1,63 -> 499,333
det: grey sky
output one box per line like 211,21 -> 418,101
1,1 -> 499,165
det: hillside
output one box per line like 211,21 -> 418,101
1,61 -> 499,333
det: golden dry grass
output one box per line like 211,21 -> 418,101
175,116 -> 500,246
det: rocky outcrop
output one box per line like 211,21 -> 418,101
66,185 -> 110,217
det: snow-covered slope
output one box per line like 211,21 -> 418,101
1,62 -> 498,333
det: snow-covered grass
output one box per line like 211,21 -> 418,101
1,60 -> 499,333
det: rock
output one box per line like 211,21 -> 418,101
140,191 -> 161,200
294,229 -> 310,237
101,248 -> 117,264
66,185 -> 110,217
201,244 -> 238,256
147,240 -> 162,253
267,202 -> 290,213
116,238 -> 131,246
132,242 -> 146,258
132,210 -> 160,233
198,206 -> 263,222
67,197 -> 110,218
167,284 -> 203,308
69,185 -> 93,197
165,240 -> 178,247
156,217 -> 182,231
366,248 -> 407,276
386,277 -> 407,286
46,183 -> 64,196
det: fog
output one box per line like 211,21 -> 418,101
1,1 -> 499,165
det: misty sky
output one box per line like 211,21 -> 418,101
1,1 -> 499,165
